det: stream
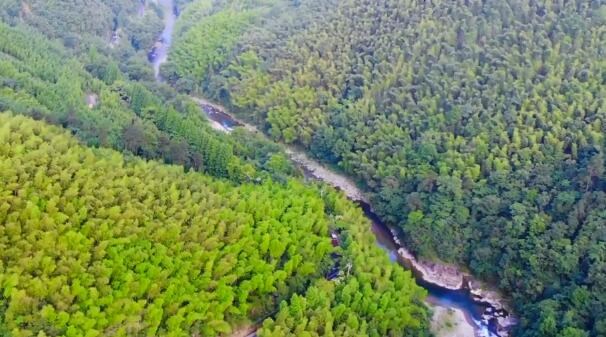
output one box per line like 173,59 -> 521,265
148,2 -> 516,336
148,0 -> 177,79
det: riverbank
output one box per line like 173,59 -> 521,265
192,96 -> 516,337
190,98 -> 369,203
430,305 -> 476,337
397,244 -> 517,336
145,3 -> 514,334
150,0 -> 177,79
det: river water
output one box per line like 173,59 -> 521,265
148,0 -> 177,79
365,203 -> 502,337
149,2 -> 514,336
199,99 -> 513,337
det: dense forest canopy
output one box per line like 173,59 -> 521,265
0,3 -> 432,336
165,0 -> 606,336
0,0 -> 163,55
0,113 -> 429,337
1,0 -> 606,336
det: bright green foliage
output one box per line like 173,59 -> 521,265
173,0 -> 213,37
0,113 -> 429,336
260,191 -> 429,337
171,9 -> 255,82
174,0 -> 606,335
166,0 -> 299,92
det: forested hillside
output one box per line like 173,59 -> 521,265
167,0 -> 606,336
0,113 -> 429,337
0,0 -> 201,84
0,1 -> 436,337
0,21 -> 305,183
0,0 -> 162,58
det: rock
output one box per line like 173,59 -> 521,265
498,316 -> 518,329
430,305 -> 475,337
468,280 -> 510,312
284,148 -> 369,203
396,247 -> 464,290
86,93 -> 99,109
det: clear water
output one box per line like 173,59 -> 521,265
368,203 -> 503,337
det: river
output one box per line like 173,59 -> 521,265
149,3 -> 516,337
195,98 -> 516,337
148,0 -> 177,79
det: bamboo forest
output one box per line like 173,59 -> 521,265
0,1 -> 605,337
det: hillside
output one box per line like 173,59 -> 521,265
0,0 -> 165,67
166,0 -> 606,336
0,113 -> 429,337
0,1 -> 439,337
0,21 -> 304,184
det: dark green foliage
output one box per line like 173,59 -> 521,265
0,0 -> 164,53
0,22 -> 277,182
173,0 -> 606,335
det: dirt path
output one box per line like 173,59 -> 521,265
228,326 -> 257,337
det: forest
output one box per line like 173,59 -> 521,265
1,0 -> 606,336
0,0 -> 164,66
0,113 -> 429,337
0,2 -> 433,336
164,0 -> 606,336
0,17 -> 308,184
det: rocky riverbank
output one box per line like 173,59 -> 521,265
284,148 -> 369,203
391,229 -> 516,336
193,96 -> 516,337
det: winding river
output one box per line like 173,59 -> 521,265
149,2 -> 516,336
197,100 -> 516,337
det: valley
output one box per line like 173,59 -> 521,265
1,1 -> 604,337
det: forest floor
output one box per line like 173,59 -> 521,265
228,325 -> 257,337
